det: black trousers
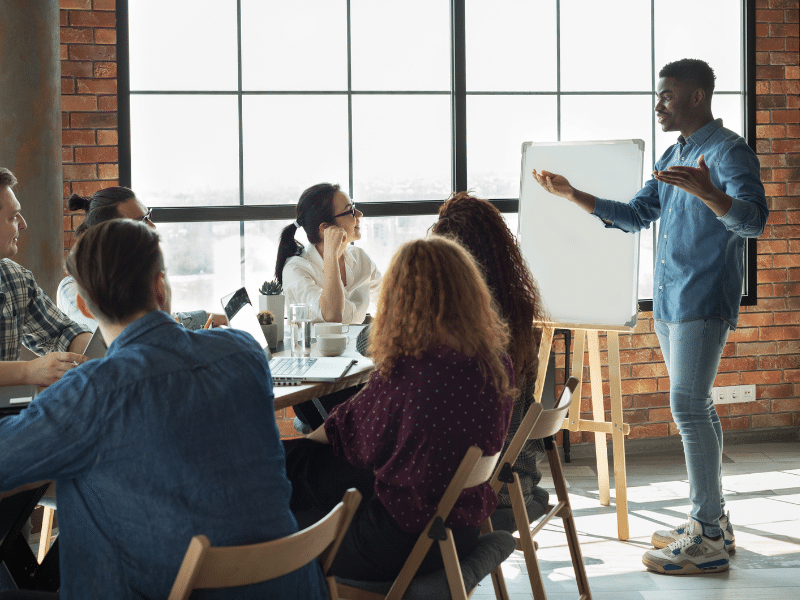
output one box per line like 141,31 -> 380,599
292,386 -> 362,430
282,438 -> 479,582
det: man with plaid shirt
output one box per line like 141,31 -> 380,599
0,167 -> 91,386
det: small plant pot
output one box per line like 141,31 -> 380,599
260,323 -> 280,350
259,294 -> 285,326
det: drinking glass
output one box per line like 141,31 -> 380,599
289,303 -> 312,357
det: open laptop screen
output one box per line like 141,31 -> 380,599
221,288 -> 271,357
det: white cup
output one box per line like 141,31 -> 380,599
315,322 -> 350,336
317,334 -> 348,357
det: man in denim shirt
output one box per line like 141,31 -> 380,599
533,59 -> 767,575
0,220 -> 328,599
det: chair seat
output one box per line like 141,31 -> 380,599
335,530 -> 516,600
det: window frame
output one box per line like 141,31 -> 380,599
116,0 -> 759,310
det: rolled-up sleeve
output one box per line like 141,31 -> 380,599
716,141 -> 768,238
24,277 -> 89,355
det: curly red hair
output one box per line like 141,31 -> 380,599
369,235 -> 514,400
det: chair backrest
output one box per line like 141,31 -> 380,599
167,488 -> 361,600
490,376 -> 578,494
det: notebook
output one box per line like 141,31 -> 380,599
221,287 -> 357,385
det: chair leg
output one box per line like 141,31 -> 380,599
37,506 -> 55,564
480,520 -> 511,600
439,531 -> 469,600
509,475 -> 547,600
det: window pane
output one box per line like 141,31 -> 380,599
241,0 -> 348,91
131,96 -> 240,206
242,96 -> 349,204
352,96 -> 451,201
129,0 -> 238,91
243,221 -> 293,290
350,0 -> 450,91
465,0 -> 557,92
160,222 -> 242,314
560,0 -> 651,91
467,95 -> 558,198
654,0 -> 742,92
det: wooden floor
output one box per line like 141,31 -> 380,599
473,440 -> 800,599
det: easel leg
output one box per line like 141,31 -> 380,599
587,331 -> 611,507
607,331 -> 630,540
533,327 -> 555,404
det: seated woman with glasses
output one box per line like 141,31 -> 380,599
276,183 -> 382,431
432,192 -> 550,531
284,235 -> 514,581
60,187 -> 226,331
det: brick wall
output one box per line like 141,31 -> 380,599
59,0 -> 799,442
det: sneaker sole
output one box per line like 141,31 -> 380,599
652,535 -> 736,553
642,556 -> 730,575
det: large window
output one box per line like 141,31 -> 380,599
119,0 -> 755,314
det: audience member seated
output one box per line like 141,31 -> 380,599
432,192 -> 550,530
283,235 -> 514,582
276,182 -> 381,430
0,167 -> 91,387
0,219 -> 328,599
59,187 -> 226,331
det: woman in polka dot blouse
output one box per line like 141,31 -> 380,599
284,236 -> 514,582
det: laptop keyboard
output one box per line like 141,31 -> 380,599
269,358 -> 318,376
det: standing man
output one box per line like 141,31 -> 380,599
0,219 -> 329,599
533,58 -> 767,575
0,167 -> 91,385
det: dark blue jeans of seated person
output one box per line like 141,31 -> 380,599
293,385 -> 362,430
283,438 -> 479,582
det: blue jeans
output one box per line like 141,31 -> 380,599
655,318 -> 730,538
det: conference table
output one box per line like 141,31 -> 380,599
271,324 -> 375,411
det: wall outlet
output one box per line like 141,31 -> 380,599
712,384 -> 756,404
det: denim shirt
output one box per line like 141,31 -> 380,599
593,119 -> 767,329
0,311 -> 327,600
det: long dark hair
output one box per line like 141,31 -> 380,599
432,192 -> 545,382
69,186 -> 137,236
66,219 -> 163,324
274,183 -> 340,284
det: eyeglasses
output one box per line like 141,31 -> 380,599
331,204 -> 357,220
139,208 -> 153,223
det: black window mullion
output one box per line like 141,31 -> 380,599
451,0 -> 467,193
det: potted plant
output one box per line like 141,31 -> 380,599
258,279 -> 285,326
257,310 -> 280,350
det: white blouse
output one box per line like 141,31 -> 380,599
282,245 -> 381,324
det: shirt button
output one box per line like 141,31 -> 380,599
661,260 -> 665,264
664,234 -> 667,238
659,285 -> 663,290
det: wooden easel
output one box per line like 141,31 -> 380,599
533,323 -> 633,541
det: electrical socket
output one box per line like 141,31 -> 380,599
712,385 -> 756,404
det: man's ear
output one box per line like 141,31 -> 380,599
153,271 -> 167,311
692,87 -> 706,107
76,293 -> 94,319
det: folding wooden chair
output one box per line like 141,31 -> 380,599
167,488 -> 361,600
336,445 -> 517,600
487,376 -> 591,600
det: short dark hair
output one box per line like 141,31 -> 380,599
66,219 -> 164,324
69,186 -> 137,236
0,168 -> 18,189
659,58 -> 716,97
274,183 -> 340,284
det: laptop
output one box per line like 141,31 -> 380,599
0,385 -> 37,411
221,287 -> 357,386
83,328 -> 108,360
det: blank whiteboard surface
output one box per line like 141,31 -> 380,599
518,140 -> 644,329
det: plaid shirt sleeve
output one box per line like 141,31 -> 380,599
0,260 -> 90,360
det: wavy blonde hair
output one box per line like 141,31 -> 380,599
369,235 -> 514,400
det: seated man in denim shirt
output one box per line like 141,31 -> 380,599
532,58 -> 767,575
0,167 -> 91,386
0,220 -> 328,599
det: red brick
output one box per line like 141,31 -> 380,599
756,109 -> 771,124
721,416 -> 751,431
774,253 -> 800,267
61,78 -> 75,94
62,147 -> 73,163
94,62 -> 116,78
98,163 -> 119,180
757,37 -> 785,51
68,10 -> 115,27
772,109 -> 800,123
92,0 -> 116,9
60,27 -> 92,44
619,348 -> 653,364
784,369 -> 800,382
74,146 -> 118,163
718,356 -> 759,372
770,23 -> 800,38
648,407 -> 673,422
96,129 -> 117,145
742,369 -> 785,385
628,423 -> 669,439
773,311 -> 800,325
759,324 -> 800,340
60,61 -> 93,78
68,180 -> 107,196
631,393 -> 669,408
60,0 -> 91,8
62,129 -> 95,146
760,354 -> 800,370
752,413 -> 794,428
728,327 -> 759,343
70,112 -> 117,128
69,44 -> 116,62
621,378 -> 657,395
757,124 -> 787,138
771,397 -> 800,412
61,94 -> 97,111
60,10 -> 68,26
713,372 -> 740,387
62,163 -> 97,180
764,182 -> 787,196
772,140 -> 800,155
94,28 -> 116,45
771,80 -> 800,95
98,96 -> 117,111
76,78 -> 116,94
729,399 -> 771,416
757,94 -> 787,110
773,283 -> 800,298
769,0 -> 797,8
757,8 -> 786,21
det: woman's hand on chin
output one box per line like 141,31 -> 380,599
322,224 -> 347,253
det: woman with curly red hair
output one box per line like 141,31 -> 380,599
432,191 -> 549,531
284,235 -> 514,581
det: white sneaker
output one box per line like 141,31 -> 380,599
652,511 -> 735,552
643,519 -> 729,575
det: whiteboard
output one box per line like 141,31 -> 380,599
518,140 -> 644,329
